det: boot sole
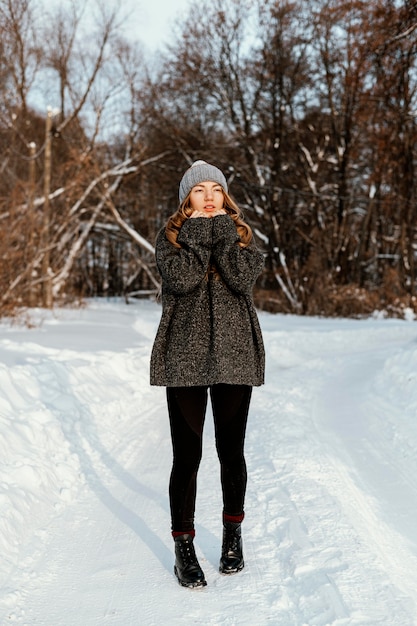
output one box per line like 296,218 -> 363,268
174,566 -> 207,589
219,560 -> 244,575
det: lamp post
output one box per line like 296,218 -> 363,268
41,107 -> 53,308
28,141 -> 36,307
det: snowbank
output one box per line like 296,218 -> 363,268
1,300 -> 417,625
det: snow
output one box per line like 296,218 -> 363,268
1,299 -> 417,625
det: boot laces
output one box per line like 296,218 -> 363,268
178,540 -> 198,564
224,528 -> 240,554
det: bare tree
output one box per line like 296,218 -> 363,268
0,0 -> 163,313
2,0 -> 417,319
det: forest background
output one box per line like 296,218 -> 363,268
1,0 -> 416,318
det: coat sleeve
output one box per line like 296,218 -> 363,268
155,218 -> 213,295
211,215 -> 264,295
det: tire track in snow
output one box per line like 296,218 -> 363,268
7,401 -> 173,625
245,322 -> 417,625
246,382 -> 352,626
310,345 -> 417,624
0,335 -> 171,625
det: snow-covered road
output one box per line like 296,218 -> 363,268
1,300 -> 417,625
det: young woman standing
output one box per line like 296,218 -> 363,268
150,160 -> 265,588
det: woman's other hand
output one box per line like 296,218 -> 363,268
190,208 -> 227,219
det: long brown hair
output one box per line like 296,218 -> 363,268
165,190 -> 253,249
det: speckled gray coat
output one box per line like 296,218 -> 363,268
150,214 -> 265,387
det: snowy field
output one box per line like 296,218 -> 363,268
1,299 -> 417,625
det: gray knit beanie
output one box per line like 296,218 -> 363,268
179,160 -> 228,204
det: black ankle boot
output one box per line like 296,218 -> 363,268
219,522 -> 244,574
174,534 -> 207,588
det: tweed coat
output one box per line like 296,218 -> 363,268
150,214 -> 265,387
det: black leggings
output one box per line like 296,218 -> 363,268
167,384 -> 252,533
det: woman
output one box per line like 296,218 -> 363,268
150,160 -> 265,588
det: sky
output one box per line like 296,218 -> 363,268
45,0 -> 192,51
124,0 -> 192,50
29,0 -> 192,117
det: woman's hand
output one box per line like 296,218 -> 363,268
211,208 -> 227,217
190,208 -> 227,219
189,210 -> 210,219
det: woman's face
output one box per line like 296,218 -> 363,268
189,181 -> 224,215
